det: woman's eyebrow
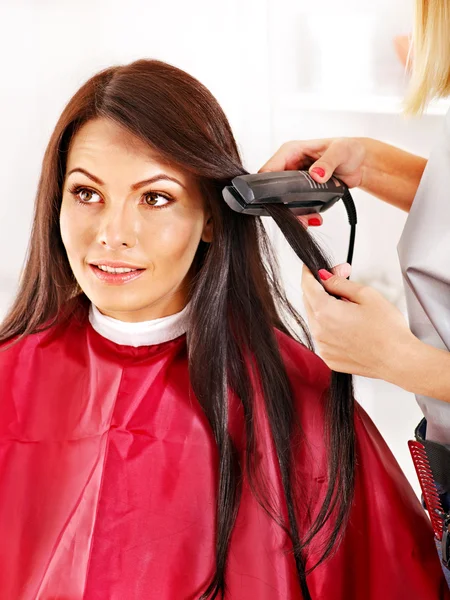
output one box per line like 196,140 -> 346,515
66,167 -> 186,190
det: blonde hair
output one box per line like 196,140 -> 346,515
403,0 -> 450,115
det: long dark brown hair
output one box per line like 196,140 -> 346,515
0,59 -> 355,599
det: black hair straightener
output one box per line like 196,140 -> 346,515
222,170 -> 357,266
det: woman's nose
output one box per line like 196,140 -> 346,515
96,205 -> 138,250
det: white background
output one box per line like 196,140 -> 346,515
1,0 -> 449,497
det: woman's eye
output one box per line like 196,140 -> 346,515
71,187 -> 101,204
143,192 -> 172,208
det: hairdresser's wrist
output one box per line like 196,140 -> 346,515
386,335 -> 450,403
354,137 -> 427,213
356,137 -> 391,197
355,137 -> 374,192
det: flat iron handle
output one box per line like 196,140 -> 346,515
231,170 -> 347,203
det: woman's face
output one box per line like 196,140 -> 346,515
60,118 -> 212,322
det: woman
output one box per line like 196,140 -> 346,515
259,0 -> 450,583
0,59 -> 446,599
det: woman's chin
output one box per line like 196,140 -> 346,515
87,290 -> 180,322
84,289 -> 151,319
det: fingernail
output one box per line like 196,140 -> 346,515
311,167 -> 326,178
318,269 -> 333,281
308,217 -> 321,226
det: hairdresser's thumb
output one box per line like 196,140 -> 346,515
309,162 -> 331,183
309,145 -> 343,182
318,268 -> 362,302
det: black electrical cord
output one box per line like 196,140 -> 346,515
341,188 -> 357,276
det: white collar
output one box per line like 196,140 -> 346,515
88,302 -> 190,347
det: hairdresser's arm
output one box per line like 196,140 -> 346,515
394,336 -> 450,402
260,137 -> 427,213
357,138 -> 427,213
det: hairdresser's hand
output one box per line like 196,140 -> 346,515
259,138 -> 366,228
301,264 -> 415,380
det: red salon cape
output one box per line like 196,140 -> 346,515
0,303 -> 448,600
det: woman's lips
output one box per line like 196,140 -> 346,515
89,264 -> 145,285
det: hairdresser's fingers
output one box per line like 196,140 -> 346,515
258,140 -> 330,173
317,269 -> 374,304
302,292 -> 320,328
308,140 -> 348,183
302,283 -> 343,347
298,214 -> 324,228
329,263 -> 352,302
302,293 -> 316,329
258,141 -> 304,172
331,263 -> 352,278
308,138 -> 365,188
302,264 -> 355,310
301,264 -> 337,310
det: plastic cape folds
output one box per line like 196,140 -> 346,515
397,107 -> 450,444
0,301 -> 447,600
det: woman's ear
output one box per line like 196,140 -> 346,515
201,215 -> 213,243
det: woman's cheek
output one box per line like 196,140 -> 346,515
152,218 -> 203,260
148,221 -> 203,283
66,227 -> 91,263
60,205 -> 88,254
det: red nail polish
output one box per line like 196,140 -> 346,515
318,269 -> 333,281
311,167 -> 326,178
308,218 -> 321,226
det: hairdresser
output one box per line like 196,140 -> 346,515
260,0 -> 450,580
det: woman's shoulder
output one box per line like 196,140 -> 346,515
274,328 -> 331,394
0,330 -> 51,385
271,328 -> 332,438
0,322 -> 66,362
0,298 -> 89,362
